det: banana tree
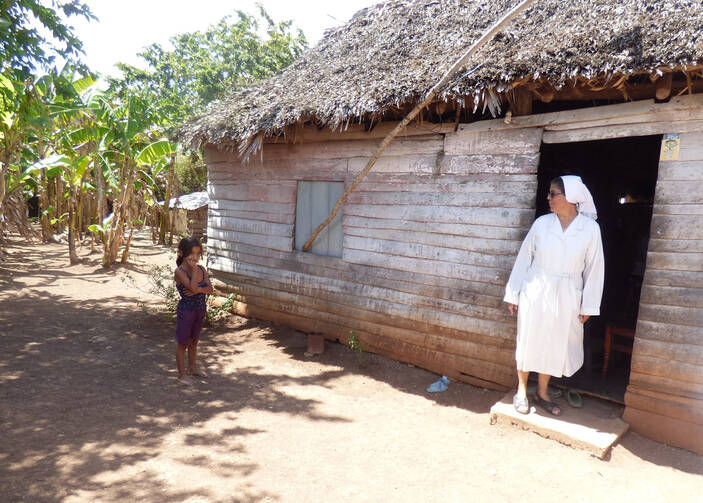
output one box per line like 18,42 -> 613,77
98,95 -> 176,266
23,152 -> 90,263
136,139 -> 178,245
0,72 -> 52,251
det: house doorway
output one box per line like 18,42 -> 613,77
535,135 -> 661,403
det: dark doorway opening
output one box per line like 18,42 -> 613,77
536,135 -> 661,403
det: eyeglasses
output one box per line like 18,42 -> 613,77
547,191 -> 564,199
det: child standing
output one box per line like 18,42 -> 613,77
174,236 -> 213,385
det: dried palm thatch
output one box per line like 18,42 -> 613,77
2,192 -> 39,242
179,0 -> 703,152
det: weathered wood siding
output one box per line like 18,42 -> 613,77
204,95 -> 703,452
624,131 -> 703,454
205,129 -> 542,389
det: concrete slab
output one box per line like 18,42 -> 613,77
490,392 -> 629,459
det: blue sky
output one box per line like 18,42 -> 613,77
69,1 -> 380,78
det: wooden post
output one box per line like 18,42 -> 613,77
302,0 -> 540,251
655,73 -> 673,100
508,86 -> 533,116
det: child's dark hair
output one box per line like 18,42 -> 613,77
176,236 -> 202,266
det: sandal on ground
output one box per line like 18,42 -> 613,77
188,368 -> 208,378
566,389 -> 583,408
177,375 -> 194,386
513,394 -> 529,414
534,394 -> 562,416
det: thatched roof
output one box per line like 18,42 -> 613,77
181,0 -> 703,149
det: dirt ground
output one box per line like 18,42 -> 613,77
1,231 -> 702,503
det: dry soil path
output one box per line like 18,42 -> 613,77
1,233 -> 701,502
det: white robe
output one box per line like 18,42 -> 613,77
504,213 -> 605,377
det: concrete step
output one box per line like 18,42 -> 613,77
490,392 -> 629,459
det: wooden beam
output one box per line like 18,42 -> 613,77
264,121 -> 456,144
656,73 -> 674,100
508,86 -> 533,116
543,80 -> 703,102
543,119 -> 703,143
532,82 -> 555,103
457,93 -> 703,134
301,0 -> 540,252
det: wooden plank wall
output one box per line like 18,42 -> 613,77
624,131 -> 703,455
205,128 -> 542,389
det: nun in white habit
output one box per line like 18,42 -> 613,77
504,175 -> 605,416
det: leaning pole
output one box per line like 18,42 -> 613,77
303,0 -> 539,252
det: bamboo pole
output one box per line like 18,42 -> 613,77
302,0 -> 539,252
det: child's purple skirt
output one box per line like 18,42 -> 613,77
175,308 -> 206,344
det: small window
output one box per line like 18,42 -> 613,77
295,181 -> 344,257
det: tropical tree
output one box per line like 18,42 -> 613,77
0,0 -> 95,79
108,6 -> 307,132
91,95 -> 179,266
0,72 -> 53,252
1,0 -> 94,256
1,2 -> 307,266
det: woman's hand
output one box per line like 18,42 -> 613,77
578,314 -> 590,324
507,303 -> 518,315
184,256 -> 199,271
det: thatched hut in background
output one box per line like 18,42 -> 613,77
181,0 -> 703,454
163,191 -> 209,241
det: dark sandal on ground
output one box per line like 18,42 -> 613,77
534,394 -> 562,416
513,394 -> 529,414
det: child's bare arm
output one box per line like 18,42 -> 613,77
199,267 -> 214,294
175,267 -> 200,296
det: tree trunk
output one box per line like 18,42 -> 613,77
0,162 -> 6,231
159,153 -> 177,245
67,193 -> 79,264
0,151 -> 12,259
96,157 -> 104,224
76,191 -> 83,242
103,158 -> 136,267
55,176 -> 64,233
121,226 -> 134,263
150,205 -> 159,243
39,168 -> 51,241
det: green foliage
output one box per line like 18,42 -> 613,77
176,152 -> 207,194
139,264 -> 235,325
87,213 -> 113,238
136,139 -> 177,166
107,5 -> 307,131
348,330 -> 365,366
0,0 -> 96,78
50,211 -> 68,225
206,293 -> 236,324
0,1 -> 309,267
142,264 -> 181,317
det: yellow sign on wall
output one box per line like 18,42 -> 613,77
660,133 -> 680,161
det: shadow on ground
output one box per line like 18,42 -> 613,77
252,318 -> 703,476
0,287 -> 347,503
2,232 -> 702,503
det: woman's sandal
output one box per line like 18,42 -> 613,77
534,394 -> 562,416
513,394 -> 530,414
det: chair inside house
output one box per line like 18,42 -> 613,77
602,323 -> 635,377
